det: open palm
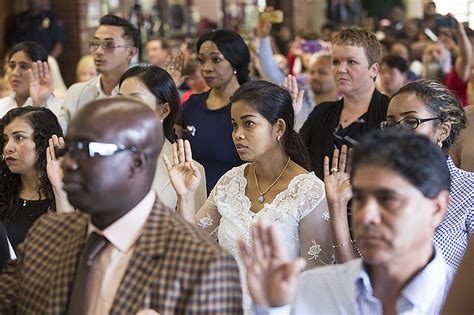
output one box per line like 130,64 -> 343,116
239,223 -> 305,307
46,135 -> 64,190
163,139 -> 201,196
323,145 -> 353,206
28,61 -> 53,106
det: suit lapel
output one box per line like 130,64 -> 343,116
110,198 -> 171,313
49,214 -> 89,313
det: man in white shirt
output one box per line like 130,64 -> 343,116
61,15 -> 139,123
241,129 -> 454,315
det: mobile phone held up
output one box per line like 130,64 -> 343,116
301,40 -> 324,54
260,10 -> 284,24
435,15 -> 454,28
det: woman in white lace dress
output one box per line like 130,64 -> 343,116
165,80 -> 334,312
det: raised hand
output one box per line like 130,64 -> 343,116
163,139 -> 201,197
256,7 -> 273,38
323,145 -> 353,208
47,135 -> 74,213
164,52 -> 185,87
239,222 -> 305,308
281,75 -> 304,115
46,135 -> 65,189
28,61 -> 53,107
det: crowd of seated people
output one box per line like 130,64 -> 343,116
0,2 -> 472,313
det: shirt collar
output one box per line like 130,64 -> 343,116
89,190 -> 155,252
399,249 -> 453,312
354,248 -> 453,311
95,74 -> 120,98
447,156 -> 474,178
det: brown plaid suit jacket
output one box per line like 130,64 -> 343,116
0,197 -> 243,314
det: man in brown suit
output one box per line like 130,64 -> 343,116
0,97 -> 243,314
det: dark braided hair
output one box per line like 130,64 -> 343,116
0,107 -> 63,224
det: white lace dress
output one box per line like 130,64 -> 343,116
196,164 -> 334,313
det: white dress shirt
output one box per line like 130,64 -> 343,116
254,250 -> 454,315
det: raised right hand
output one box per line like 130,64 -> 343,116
46,135 -> 64,190
163,139 -> 201,196
28,61 -> 53,107
323,145 -> 353,209
239,222 -> 306,307
256,7 -> 273,38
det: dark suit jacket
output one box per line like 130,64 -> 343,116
0,198 -> 243,314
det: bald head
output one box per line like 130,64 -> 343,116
71,97 -> 164,163
63,98 -> 165,228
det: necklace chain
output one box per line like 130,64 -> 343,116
253,157 -> 290,204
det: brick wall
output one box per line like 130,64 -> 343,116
53,0 -> 93,87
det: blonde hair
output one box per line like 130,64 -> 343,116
332,27 -> 382,67
75,55 -> 96,82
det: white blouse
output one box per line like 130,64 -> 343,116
196,163 -> 334,312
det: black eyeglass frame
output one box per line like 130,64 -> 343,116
380,117 -> 441,130
55,141 -> 139,159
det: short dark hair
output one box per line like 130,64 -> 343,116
119,65 -> 181,142
8,41 -> 48,62
0,107 -> 63,223
197,29 -> 250,85
351,129 -> 450,199
392,80 -> 467,150
99,14 -> 140,48
230,80 -> 311,170
382,55 -> 408,74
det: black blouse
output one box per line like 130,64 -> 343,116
299,89 -> 389,180
6,199 -> 52,251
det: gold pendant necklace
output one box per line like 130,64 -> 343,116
254,157 -> 290,204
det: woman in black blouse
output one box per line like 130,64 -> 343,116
299,27 -> 389,179
0,107 -> 68,250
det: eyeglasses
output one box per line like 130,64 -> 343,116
380,117 -> 440,130
88,39 -> 131,52
55,141 -> 139,159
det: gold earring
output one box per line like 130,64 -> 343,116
437,139 -> 443,148
277,135 -> 281,142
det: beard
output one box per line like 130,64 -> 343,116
422,62 -> 445,81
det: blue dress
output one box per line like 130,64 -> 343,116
180,91 -> 243,194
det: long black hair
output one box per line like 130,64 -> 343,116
119,65 -> 181,143
230,80 -> 311,170
0,107 -> 63,224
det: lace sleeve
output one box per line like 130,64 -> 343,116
195,188 -> 221,240
297,177 -> 334,267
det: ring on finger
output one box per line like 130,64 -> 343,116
330,167 -> 339,174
